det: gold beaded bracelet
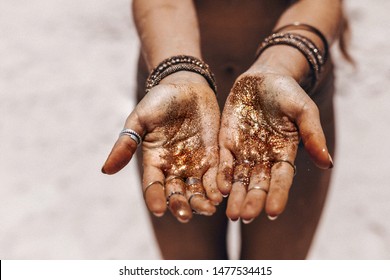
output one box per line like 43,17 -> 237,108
256,23 -> 329,93
145,55 -> 217,94
256,32 -> 325,92
274,22 -> 329,63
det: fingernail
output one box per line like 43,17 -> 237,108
177,217 -> 190,223
242,218 -> 254,224
328,154 -> 334,169
229,218 -> 239,222
153,212 -> 164,217
198,211 -> 213,216
222,194 -> 229,198
267,215 -> 278,221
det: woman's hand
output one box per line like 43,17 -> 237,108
217,72 -> 332,222
102,72 -> 222,223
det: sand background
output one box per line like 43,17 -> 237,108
1,0 -> 389,259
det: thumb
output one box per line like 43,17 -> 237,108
101,112 -> 144,175
295,101 -> 333,169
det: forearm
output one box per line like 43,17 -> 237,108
132,0 -> 202,71
250,0 -> 343,86
275,0 -> 342,44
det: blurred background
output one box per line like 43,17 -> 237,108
1,0 -> 389,259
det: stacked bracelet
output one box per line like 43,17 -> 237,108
145,55 -> 217,94
255,23 -> 329,93
274,22 -> 329,63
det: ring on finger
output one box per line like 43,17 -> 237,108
188,192 -> 206,205
185,177 -> 202,186
166,191 -> 185,206
247,186 -> 268,194
143,181 -> 164,199
188,192 -> 206,214
119,128 -> 142,146
186,177 -> 204,195
274,160 -> 297,175
232,177 -> 249,185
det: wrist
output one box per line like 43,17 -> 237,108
248,45 -> 310,85
251,26 -> 329,93
159,70 -> 210,87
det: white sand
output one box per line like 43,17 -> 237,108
1,0 -> 389,259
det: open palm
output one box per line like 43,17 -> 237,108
218,73 -> 332,222
103,80 -> 222,223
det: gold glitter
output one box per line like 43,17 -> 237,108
187,183 -> 204,194
227,75 -> 299,171
161,90 -> 206,178
222,166 -> 233,183
233,161 -> 252,186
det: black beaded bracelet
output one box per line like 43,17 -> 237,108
255,32 -> 325,92
145,55 -> 217,94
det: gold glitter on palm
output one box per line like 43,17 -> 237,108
161,95 -> 208,177
227,75 -> 299,170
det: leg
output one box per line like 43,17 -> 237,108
149,203 -> 229,259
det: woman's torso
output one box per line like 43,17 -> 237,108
195,0 -> 292,96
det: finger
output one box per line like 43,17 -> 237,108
101,136 -> 138,175
203,166 -> 223,205
240,164 -> 270,222
101,112 -> 144,175
189,196 -> 216,216
295,100 -> 332,169
186,177 -> 216,216
226,162 -> 251,221
265,160 -> 295,217
217,147 -> 234,196
165,176 -> 192,223
226,182 -> 247,221
142,166 -> 167,217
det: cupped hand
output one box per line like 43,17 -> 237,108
217,73 -> 332,222
102,72 -> 222,223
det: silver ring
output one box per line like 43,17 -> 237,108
275,160 -> 296,175
166,191 -> 185,206
143,181 -> 164,199
247,186 -> 268,194
188,192 -> 206,214
119,128 -> 142,145
188,192 -> 205,205
185,177 -> 202,186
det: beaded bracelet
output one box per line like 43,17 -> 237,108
145,55 -> 217,94
255,32 -> 325,92
274,22 -> 329,64
260,32 -> 325,72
